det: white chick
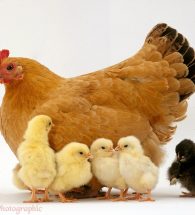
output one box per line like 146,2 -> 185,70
49,142 -> 93,203
17,115 -> 56,203
116,136 -> 159,201
91,138 -> 128,201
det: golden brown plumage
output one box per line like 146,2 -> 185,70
0,23 -> 195,197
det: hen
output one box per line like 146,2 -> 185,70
0,23 -> 195,198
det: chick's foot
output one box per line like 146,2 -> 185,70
23,188 -> 41,203
127,192 -> 143,201
39,189 -> 53,202
58,193 -> 77,203
139,190 -> 155,202
97,187 -> 112,200
65,185 -> 105,199
180,192 -> 195,197
112,189 -> 128,201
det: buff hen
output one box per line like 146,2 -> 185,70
0,23 -> 195,198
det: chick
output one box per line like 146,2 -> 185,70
49,142 -> 93,203
17,115 -> 56,203
168,139 -> 195,197
116,136 -> 159,201
91,138 -> 128,201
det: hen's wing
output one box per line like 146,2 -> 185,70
30,78 -> 152,159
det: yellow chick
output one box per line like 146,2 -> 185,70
116,136 -> 159,201
49,142 -> 93,203
91,138 -> 128,201
17,115 -> 56,203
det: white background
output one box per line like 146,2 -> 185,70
0,0 -> 195,214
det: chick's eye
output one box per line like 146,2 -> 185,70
48,122 -> 52,126
79,152 -> 83,155
101,146 -> 105,150
7,64 -> 14,71
124,145 -> 128,148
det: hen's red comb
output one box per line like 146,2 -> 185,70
0,49 -> 9,61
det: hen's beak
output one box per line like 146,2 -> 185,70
115,146 -> 121,151
85,152 -> 93,159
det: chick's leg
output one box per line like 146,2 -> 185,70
180,192 -> 195,197
139,190 -> 155,202
112,189 -> 128,201
127,192 -> 144,201
23,188 -> 40,203
97,187 -> 112,200
58,193 -> 77,203
39,188 -> 53,202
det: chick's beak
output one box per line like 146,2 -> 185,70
115,146 -> 121,151
85,152 -> 93,159
180,156 -> 186,162
108,147 -> 115,152
177,154 -> 185,162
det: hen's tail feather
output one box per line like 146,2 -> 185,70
146,23 -> 195,101
189,63 -> 195,80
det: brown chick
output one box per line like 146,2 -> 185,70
0,23 -> 195,198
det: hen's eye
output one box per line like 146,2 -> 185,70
124,145 -> 128,148
79,152 -> 83,155
7,64 -> 14,71
101,146 -> 105,150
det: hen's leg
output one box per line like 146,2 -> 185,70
23,188 -> 40,203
